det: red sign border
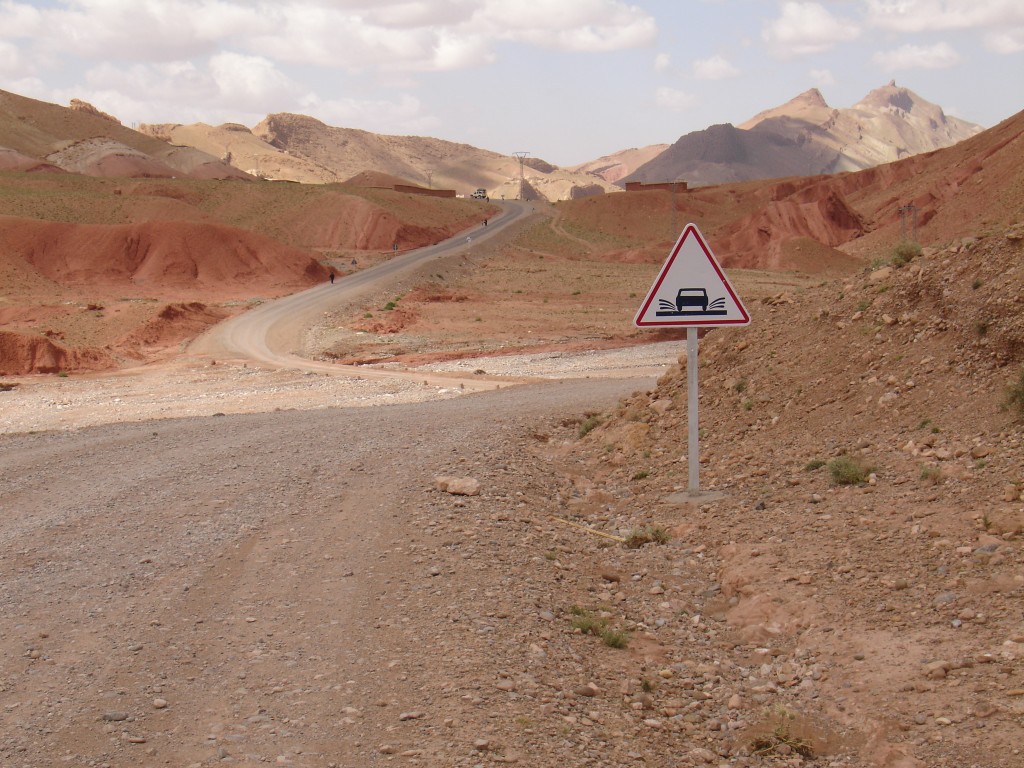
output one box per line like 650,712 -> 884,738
634,223 -> 750,328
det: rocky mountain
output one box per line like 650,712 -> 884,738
139,114 -> 619,202
0,89 -> 249,181
568,143 -> 669,184
623,82 -> 983,188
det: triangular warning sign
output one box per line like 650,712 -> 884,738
634,223 -> 749,327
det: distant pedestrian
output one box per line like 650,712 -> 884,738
329,271 -> 335,284
483,218 -> 488,226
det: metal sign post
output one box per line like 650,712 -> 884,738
687,327 -> 699,493
634,223 -> 749,497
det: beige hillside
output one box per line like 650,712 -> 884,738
740,81 -> 983,171
143,113 -> 618,202
138,122 -> 343,183
568,143 -> 670,183
0,89 -> 248,180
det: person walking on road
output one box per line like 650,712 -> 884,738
329,271 -> 335,284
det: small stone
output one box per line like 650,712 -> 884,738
689,747 -> 717,764
103,712 -> 129,722
152,698 -> 168,710
473,739 -> 491,751
398,711 -> 424,721
435,476 -> 480,496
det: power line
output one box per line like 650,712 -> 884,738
513,152 -> 529,201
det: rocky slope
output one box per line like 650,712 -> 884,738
140,114 -> 619,202
548,224 -> 1024,766
624,83 -> 982,188
0,89 -> 249,181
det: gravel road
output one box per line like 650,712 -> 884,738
0,376 -> 654,767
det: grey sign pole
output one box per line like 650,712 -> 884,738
687,327 -> 699,494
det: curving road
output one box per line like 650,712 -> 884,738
188,200 -> 531,388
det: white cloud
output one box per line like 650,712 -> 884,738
0,40 -> 25,76
986,27 -> 1024,53
864,0 -> 1024,32
872,41 -> 962,69
0,0 -> 44,36
0,0 -> 655,78
655,86 -> 696,112
763,1 -> 861,57
301,92 -> 439,135
208,53 -> 298,109
479,0 -> 657,52
809,67 -> 835,85
692,54 -> 739,80
654,52 -> 672,73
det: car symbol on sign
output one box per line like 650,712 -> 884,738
675,288 -> 708,313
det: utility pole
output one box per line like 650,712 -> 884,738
513,152 -> 529,201
671,178 -> 683,241
898,203 -> 918,243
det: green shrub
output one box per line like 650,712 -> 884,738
827,456 -> 872,485
570,613 -> 604,635
625,525 -> 670,548
804,458 -> 826,472
891,240 -> 922,267
578,414 -> 602,438
600,628 -> 630,649
1003,365 -> 1024,420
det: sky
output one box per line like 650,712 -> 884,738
0,1 -> 1022,167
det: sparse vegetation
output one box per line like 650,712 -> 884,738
920,465 -> 944,485
827,456 -> 872,485
804,458 -> 826,471
624,525 -> 670,548
750,722 -> 814,758
578,414 -> 602,437
600,627 -> 630,648
1003,365 -> 1024,420
891,240 -> 922,267
631,470 -> 649,480
569,610 -> 604,636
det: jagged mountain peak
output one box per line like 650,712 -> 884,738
625,83 -> 983,189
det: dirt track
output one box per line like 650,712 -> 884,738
0,378 -> 650,767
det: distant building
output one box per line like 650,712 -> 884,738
625,181 -> 687,193
394,184 -> 456,198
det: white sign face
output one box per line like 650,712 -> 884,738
634,223 -> 750,327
